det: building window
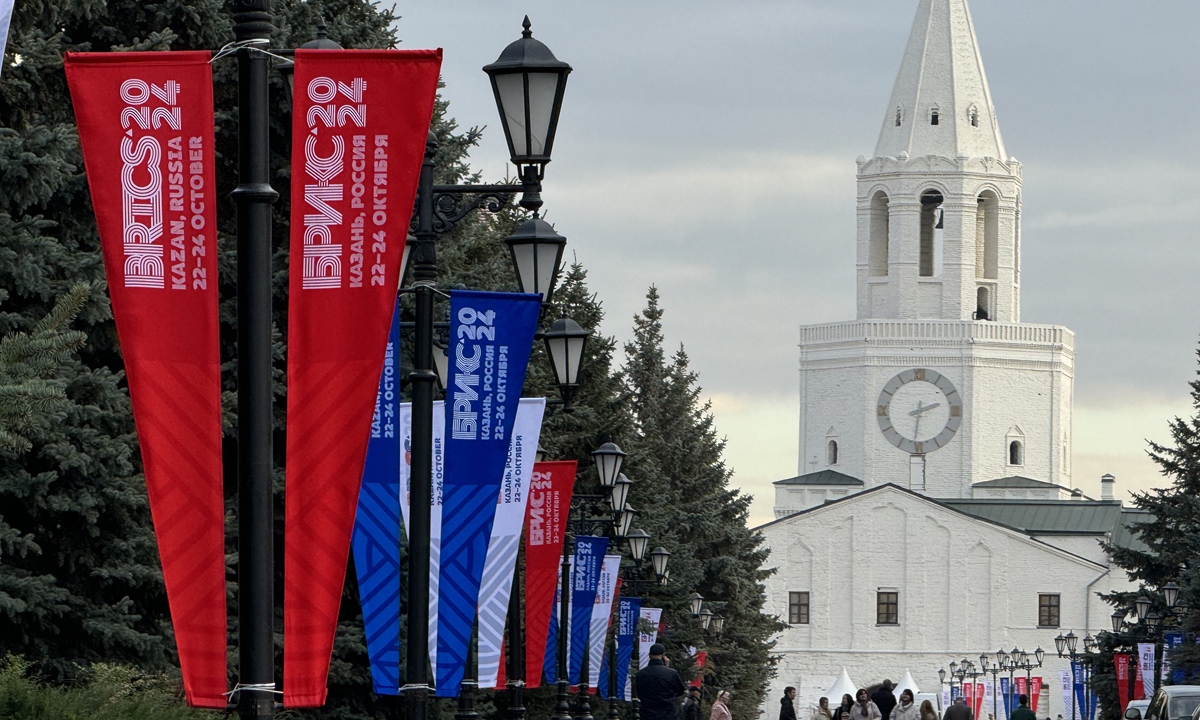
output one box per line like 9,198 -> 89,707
895,106 -> 903,127
969,105 -> 979,127
877,591 -> 899,625
1009,440 -> 1024,466
931,108 -> 940,126
789,592 -> 810,625
1038,594 -> 1060,628
827,440 -> 839,465
869,191 -> 890,277
919,191 -> 944,277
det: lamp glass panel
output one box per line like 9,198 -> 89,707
618,507 -> 635,538
433,346 -> 449,391
650,547 -> 669,577
547,335 -> 571,386
535,241 -> 561,299
1136,595 -> 1151,620
689,593 -> 704,616
628,532 -> 649,561
511,241 -> 539,296
1166,583 -> 1180,609
1035,647 -> 1045,664
610,477 -> 631,514
700,609 -> 712,630
712,615 -> 725,633
1112,610 -> 1125,633
525,72 -> 559,156
494,73 -> 528,157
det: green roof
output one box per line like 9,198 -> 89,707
972,476 -> 1062,489
773,470 -> 864,486
942,499 -> 1123,535
1110,509 -> 1152,553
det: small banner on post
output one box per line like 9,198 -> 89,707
568,536 -> 609,685
1115,655 -> 1131,712
436,289 -> 542,697
283,48 -> 441,708
64,51 -> 226,709
638,607 -> 663,670
587,555 -> 622,689
525,460 -> 577,688
599,596 -> 641,700
399,400 -> 446,673
476,398 -> 547,689
350,302 -> 402,695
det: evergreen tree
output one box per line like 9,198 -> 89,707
619,287 -> 781,720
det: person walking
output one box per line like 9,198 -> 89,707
1009,695 -> 1036,720
834,695 -> 855,720
711,690 -> 733,720
813,697 -> 834,720
780,688 -> 798,720
871,681 -> 898,720
919,700 -> 938,720
852,689 -> 882,720
636,643 -> 687,720
683,686 -> 704,720
891,690 -> 919,720
944,698 -> 973,720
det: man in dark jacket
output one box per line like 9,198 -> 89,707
781,687 -> 798,720
682,686 -> 704,720
872,681 -> 897,720
943,698 -> 973,720
1009,694 -> 1035,720
636,643 -> 687,720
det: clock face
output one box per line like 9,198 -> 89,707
877,368 -> 962,454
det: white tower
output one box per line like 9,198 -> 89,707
782,0 -> 1076,516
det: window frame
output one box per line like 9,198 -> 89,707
788,591 -> 810,625
877,590 -> 899,625
1038,593 -> 1061,628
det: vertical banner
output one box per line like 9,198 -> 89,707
690,651 -> 707,688
982,680 -> 994,720
1165,632 -> 1183,682
1132,657 -> 1144,701
525,461 -> 576,688
973,683 -> 985,720
619,598 -> 642,700
568,536 -> 610,685
639,608 -> 663,669
398,401 -> 446,671
284,49 -> 441,708
963,683 -> 974,715
350,303 -> 402,695
1030,677 -> 1043,717
587,555 -> 622,689
1060,670 -> 1074,720
1000,677 -> 1011,720
544,567 -> 566,685
1137,644 -> 1155,700
64,52 -> 226,709
476,399 -> 547,689
437,290 -> 542,697
1115,655 -> 1130,712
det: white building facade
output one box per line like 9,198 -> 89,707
760,2 -> 1139,717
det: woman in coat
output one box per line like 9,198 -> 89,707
833,694 -> 855,720
891,690 -> 919,720
851,689 -> 881,720
919,700 -> 938,720
813,697 -> 834,720
711,690 -> 733,720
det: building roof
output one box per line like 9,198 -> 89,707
972,476 -> 1062,489
941,498 -> 1123,535
772,470 -> 864,487
1110,509 -> 1153,554
874,0 -> 1008,161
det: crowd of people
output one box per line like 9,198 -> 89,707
634,653 -> 1039,720
774,680 -> 1037,720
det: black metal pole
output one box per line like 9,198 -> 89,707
454,633 -> 479,720
606,620 -> 619,720
507,558 -> 526,720
575,627 -> 593,720
553,531 -> 573,720
231,1 -> 278,718
404,131 -> 438,720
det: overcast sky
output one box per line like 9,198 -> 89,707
392,1 -> 1200,526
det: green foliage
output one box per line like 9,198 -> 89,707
0,655 -> 204,719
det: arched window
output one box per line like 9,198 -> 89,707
919,190 -> 944,277
931,107 -> 940,126
895,106 -> 903,127
976,190 -> 999,280
969,105 -> 979,127
976,286 -> 990,321
869,191 -> 890,277
1009,440 -> 1024,466
827,440 -> 839,466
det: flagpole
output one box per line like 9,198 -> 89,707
231,1 -> 278,718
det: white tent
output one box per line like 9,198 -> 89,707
894,670 -> 920,700
825,668 -> 858,703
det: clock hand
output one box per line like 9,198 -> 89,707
908,401 -> 941,416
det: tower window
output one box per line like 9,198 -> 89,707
931,108 -> 940,126
976,191 -> 999,280
976,286 -> 990,321
869,191 -> 890,277
1009,440 -> 1024,466
827,440 -> 839,466
895,106 -> 903,127
919,191 -> 944,277
969,105 -> 979,127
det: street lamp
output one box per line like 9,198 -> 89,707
609,474 -> 633,515
591,442 -> 626,487
938,668 -> 946,686
543,316 -> 590,412
711,615 -> 726,634
536,445 -> 549,463
505,216 -> 567,303
650,547 -> 671,580
689,593 -> 705,617
1066,631 -> 1078,654
1112,609 -> 1126,634
1165,582 -> 1181,610
627,529 -> 650,562
1136,594 -> 1152,622
1035,647 -> 1045,665
699,608 -> 714,631
617,506 -> 636,538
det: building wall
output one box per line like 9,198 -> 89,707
759,488 -> 1137,719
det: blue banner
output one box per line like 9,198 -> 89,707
1167,632 -> 1185,683
544,574 -> 563,684
351,301 -> 402,695
569,536 -> 609,684
1072,661 -> 1087,720
436,290 -> 541,697
999,677 -> 1011,718
599,597 -> 641,700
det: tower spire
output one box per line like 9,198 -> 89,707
874,0 -> 1006,161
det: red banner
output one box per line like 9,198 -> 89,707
64,52 -> 226,709
283,48 -> 440,708
1117,655 -> 1131,710
690,651 -> 707,688
1133,657 -> 1144,700
972,683 -> 985,719
524,461 -> 577,688
1030,678 -> 1042,715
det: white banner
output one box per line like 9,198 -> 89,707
1060,670 -> 1076,720
0,0 -> 12,80
587,555 -> 622,688
638,607 -> 663,669
1138,643 -> 1156,700
399,401 -> 445,670
476,398 -> 546,688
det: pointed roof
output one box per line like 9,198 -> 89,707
825,668 -> 858,701
894,670 -> 920,699
874,0 -> 1007,161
